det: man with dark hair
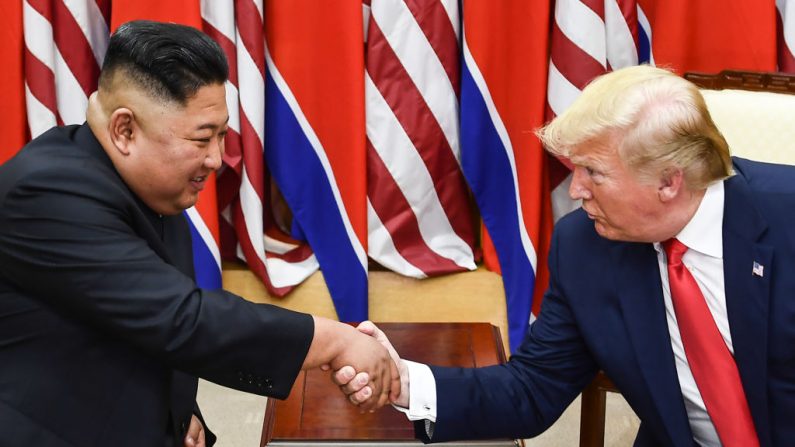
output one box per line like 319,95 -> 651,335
0,20 -> 398,447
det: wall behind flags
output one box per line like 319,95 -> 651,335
1,0 -> 793,351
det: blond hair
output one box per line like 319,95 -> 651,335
537,65 -> 732,189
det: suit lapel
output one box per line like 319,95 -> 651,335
612,242 -> 693,446
722,175 -> 773,446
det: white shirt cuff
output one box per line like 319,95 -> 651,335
392,360 -> 437,423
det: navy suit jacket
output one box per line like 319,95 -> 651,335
422,158 -> 795,446
0,125 -> 315,446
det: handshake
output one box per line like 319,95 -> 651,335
303,318 -> 408,412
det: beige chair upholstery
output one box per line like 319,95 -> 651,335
687,70 -> 795,165
702,88 -> 795,165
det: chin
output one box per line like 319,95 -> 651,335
594,223 -> 619,241
178,195 -> 199,211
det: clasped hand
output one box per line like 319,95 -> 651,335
329,321 -> 409,410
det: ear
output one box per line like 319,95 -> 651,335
657,167 -> 685,203
108,108 -> 135,156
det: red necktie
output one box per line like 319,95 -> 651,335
664,238 -> 758,446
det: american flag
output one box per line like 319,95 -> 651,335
202,0 -> 319,297
23,0 -> 110,136
4,0 -> 794,332
365,0 -> 476,278
752,261 -> 764,277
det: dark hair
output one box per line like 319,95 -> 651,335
100,20 -> 228,104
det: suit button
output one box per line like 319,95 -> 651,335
180,421 -> 187,433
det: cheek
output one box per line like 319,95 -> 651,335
162,147 -> 201,176
592,187 -> 633,221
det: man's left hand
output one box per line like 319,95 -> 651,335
183,414 -> 206,447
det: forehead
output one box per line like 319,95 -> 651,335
568,135 -> 620,167
173,83 -> 228,128
183,83 -> 227,112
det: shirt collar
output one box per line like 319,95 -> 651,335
654,181 -> 725,258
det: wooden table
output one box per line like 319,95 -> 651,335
260,322 -> 519,446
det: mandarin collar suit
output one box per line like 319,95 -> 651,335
421,158 -> 795,446
0,125 -> 314,447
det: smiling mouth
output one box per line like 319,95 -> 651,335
190,176 -> 207,191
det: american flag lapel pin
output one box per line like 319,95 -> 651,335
752,261 -> 764,277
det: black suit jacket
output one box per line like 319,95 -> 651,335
419,158 -> 795,446
0,124 -> 315,446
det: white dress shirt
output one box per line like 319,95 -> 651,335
401,181 -> 730,446
653,180 -> 727,446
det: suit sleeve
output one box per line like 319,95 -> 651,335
0,164 -> 313,399
421,226 -> 599,442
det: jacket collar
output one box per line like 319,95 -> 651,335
721,173 -> 772,446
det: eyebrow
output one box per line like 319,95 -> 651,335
569,154 -> 593,166
195,116 -> 230,131
570,154 -> 610,171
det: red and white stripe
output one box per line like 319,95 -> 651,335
546,0 -> 641,220
23,0 -> 110,138
364,0 -> 475,278
778,0 -> 795,72
201,0 -> 317,295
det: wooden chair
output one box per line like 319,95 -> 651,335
579,371 -> 619,447
578,69 -> 795,447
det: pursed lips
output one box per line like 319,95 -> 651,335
582,206 -> 600,221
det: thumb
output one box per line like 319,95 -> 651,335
356,320 -> 377,336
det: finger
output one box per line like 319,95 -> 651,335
380,364 -> 392,407
389,360 -> 402,402
368,373 -> 391,412
331,366 -> 356,386
348,385 -> 372,405
361,366 -> 388,413
196,425 -> 206,447
184,415 -> 203,447
340,371 -> 370,395
357,371 -> 381,412
377,387 -> 391,410
356,320 -> 376,336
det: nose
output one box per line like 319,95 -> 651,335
204,138 -> 223,171
569,167 -> 592,200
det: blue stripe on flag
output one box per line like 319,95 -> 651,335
264,69 -> 368,322
186,216 -> 222,290
460,61 -> 536,353
638,25 -> 651,64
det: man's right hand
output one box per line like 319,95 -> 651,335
302,317 -> 400,412
333,321 -> 410,408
